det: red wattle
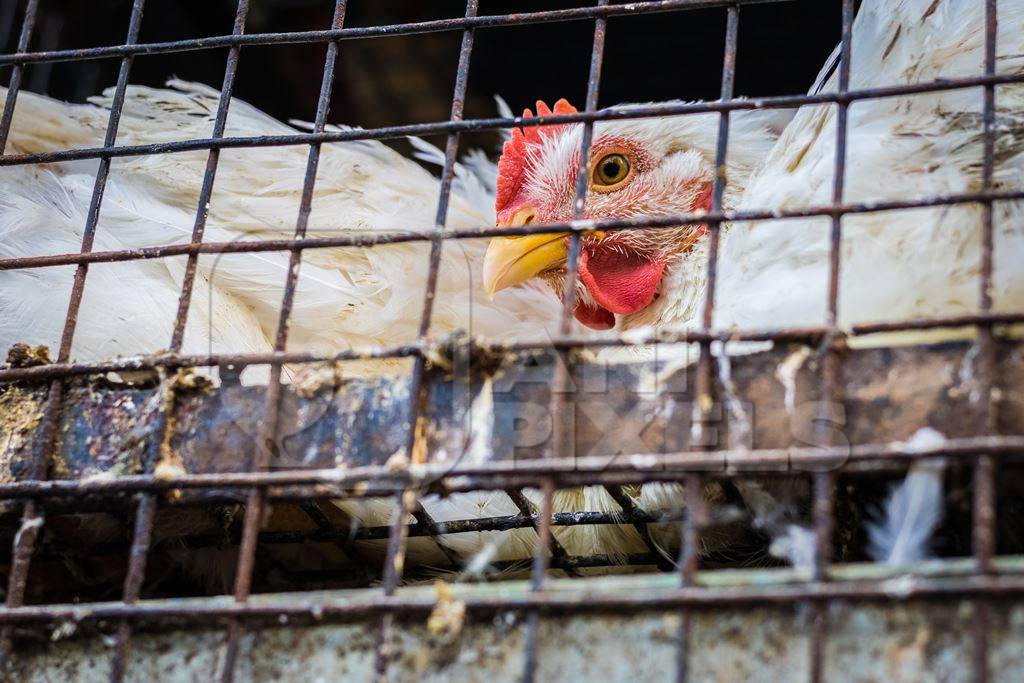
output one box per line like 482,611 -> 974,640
572,299 -> 616,330
578,245 -> 666,316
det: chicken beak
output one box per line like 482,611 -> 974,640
483,209 -> 568,297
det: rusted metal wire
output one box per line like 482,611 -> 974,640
2,310 -> 1023,387
677,4 -> 740,678
522,2 -> 610,679
0,0 -> 40,661
3,188 -> 1024,276
676,476 -> 704,683
183,507 -> 686,545
3,74 -> 1024,170
0,434 -> 1021,500
0,0 -> 35,154
2,572 -> 1024,626
373,2 -> 480,677
1,0 -> 146,666
808,3 -> 855,679
605,485 -> 675,571
0,0 -> 792,69
212,2 -> 349,681
110,2 -> 253,681
506,489 -> 580,578
971,3 -> 1001,682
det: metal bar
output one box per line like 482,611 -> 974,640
0,1 -> 1017,664
4,307 -> 1024,384
506,489 -> 579,577
676,476 -> 704,683
411,502 -> 462,569
0,0 -> 37,154
6,186 -> 1023,274
679,6 -> 739,679
160,507 -> 687,546
972,3 -> 1000,682
698,2 -> 739,332
3,572 -> 1024,625
383,0 -> 478,575
108,4 -> 251,680
373,3 -> 479,678
4,73 -> 1024,168
0,0 -> 794,68
107,493 -> 157,681
0,0 -> 146,661
0,434 -> 1021,500
809,2 -> 854,680
167,5 -> 250,354
522,2 -> 609,679
372,489 -> 415,678
0,1 -> 40,658
54,0 -> 147,367
217,3 -> 348,681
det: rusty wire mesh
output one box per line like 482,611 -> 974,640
0,0 -> 1021,681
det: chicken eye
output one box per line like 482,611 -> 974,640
591,153 -> 632,189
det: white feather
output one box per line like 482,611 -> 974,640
868,427 -> 948,564
769,525 -> 817,574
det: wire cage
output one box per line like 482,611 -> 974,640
0,0 -> 1022,680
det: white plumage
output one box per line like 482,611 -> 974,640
0,81 -> 565,576
709,0 -> 1024,336
0,80 -> 561,373
692,0 -> 1022,566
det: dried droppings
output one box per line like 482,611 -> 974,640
6,343 -> 52,368
170,369 -> 214,392
426,580 -> 466,641
153,460 -> 187,481
385,449 -> 410,473
293,362 -> 345,398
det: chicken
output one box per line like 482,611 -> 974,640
713,0 -> 1024,336
0,81 -> 567,580
483,101 -> 791,332
482,0 -> 1024,568
431,108 -> 793,570
0,80 -> 560,376
484,0 -> 1023,337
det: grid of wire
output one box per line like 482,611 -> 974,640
0,0 -> 1021,681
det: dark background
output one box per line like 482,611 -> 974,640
1,0 -> 848,154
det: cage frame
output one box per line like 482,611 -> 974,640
0,0 -> 1020,681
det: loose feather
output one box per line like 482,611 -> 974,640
868,427 -> 948,564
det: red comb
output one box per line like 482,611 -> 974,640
496,98 -> 578,212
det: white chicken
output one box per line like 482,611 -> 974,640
484,0 -> 1023,336
0,81 -> 567,577
713,0 -> 1024,335
481,0 -> 1023,568
0,80 -> 560,373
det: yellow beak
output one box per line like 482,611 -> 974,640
483,208 -> 568,297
